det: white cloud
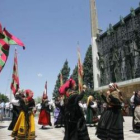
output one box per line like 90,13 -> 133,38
37,73 -> 43,77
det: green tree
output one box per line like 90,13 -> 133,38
70,65 -> 78,91
61,60 -> 70,83
53,60 -> 70,99
53,75 -> 61,99
0,93 -> 9,102
83,45 -> 93,89
34,96 -> 42,104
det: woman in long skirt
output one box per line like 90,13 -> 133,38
54,96 -> 64,127
86,95 -> 98,126
11,89 -> 36,140
59,78 -> 90,140
38,93 -> 52,128
96,83 -> 124,140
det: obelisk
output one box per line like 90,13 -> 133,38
90,0 -> 100,89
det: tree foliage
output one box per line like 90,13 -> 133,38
70,65 -> 78,91
34,96 -> 42,104
52,60 -> 70,99
61,60 -> 70,83
0,93 -> 9,102
83,45 -> 93,89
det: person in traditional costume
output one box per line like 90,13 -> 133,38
133,90 -> 140,133
86,95 -> 98,127
96,83 -> 124,140
59,78 -> 90,140
38,92 -> 52,128
8,89 -> 24,131
11,89 -> 36,140
54,95 -> 65,128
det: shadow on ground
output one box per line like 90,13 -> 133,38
0,126 -> 8,129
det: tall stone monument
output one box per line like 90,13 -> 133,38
90,0 -> 100,89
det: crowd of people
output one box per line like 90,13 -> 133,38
0,78 -> 140,140
36,78 -> 126,140
0,99 -> 12,121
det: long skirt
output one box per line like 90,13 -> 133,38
54,107 -> 60,124
11,111 -> 35,140
96,108 -> 124,140
64,117 -> 90,140
86,108 -> 98,125
134,106 -> 140,129
54,107 -> 64,126
8,107 -> 20,130
86,108 -> 93,124
38,109 -> 51,125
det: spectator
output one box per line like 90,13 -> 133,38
0,99 -> 5,120
9,103 -> 13,118
133,90 -> 140,133
130,91 -> 136,130
54,96 -> 65,128
36,102 -> 41,112
5,102 -> 10,117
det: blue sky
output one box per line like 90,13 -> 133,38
0,0 -> 140,99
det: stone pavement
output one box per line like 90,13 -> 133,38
0,116 -> 140,140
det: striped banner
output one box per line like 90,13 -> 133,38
11,49 -> 19,95
0,40 -> 10,72
0,24 -> 25,73
3,28 -> 25,48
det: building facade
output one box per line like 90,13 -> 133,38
91,1 -> 140,99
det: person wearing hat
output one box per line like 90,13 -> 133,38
11,89 -> 36,140
96,83 -> 124,140
60,80 -> 90,140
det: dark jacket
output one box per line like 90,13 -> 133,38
64,91 -> 90,140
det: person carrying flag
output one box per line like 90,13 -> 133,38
38,92 -> 52,128
59,78 -> 90,140
38,81 -> 52,128
11,89 -> 36,140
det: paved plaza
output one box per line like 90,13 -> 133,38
0,116 -> 140,140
